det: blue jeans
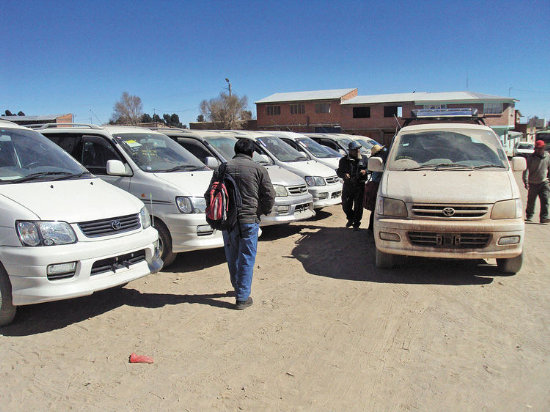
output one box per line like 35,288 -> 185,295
222,222 -> 259,301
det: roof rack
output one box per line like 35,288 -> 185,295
402,108 -> 486,127
23,123 -> 102,130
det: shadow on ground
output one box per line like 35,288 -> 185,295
291,224 -> 501,286
163,247 -> 227,273
0,287 -> 235,337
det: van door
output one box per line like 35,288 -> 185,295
79,135 -> 131,190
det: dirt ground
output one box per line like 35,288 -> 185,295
1,181 -> 549,411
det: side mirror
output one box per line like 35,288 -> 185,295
511,156 -> 527,172
259,154 -> 270,163
205,156 -> 219,169
368,157 -> 384,172
338,149 -> 346,156
106,159 -> 130,176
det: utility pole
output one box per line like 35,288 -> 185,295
225,78 -> 231,97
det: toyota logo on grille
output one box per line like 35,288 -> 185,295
111,219 -> 122,230
442,207 -> 456,217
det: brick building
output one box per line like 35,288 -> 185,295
256,89 -> 517,146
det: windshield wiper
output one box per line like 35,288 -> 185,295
161,165 -> 203,172
473,164 -> 506,169
403,163 -> 473,171
10,171 -> 75,183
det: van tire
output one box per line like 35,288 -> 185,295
375,247 -> 395,269
153,220 -> 176,268
0,264 -> 16,327
497,253 -> 523,275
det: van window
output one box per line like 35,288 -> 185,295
295,137 -> 338,158
115,132 -> 208,172
81,136 -> 124,175
0,128 -> 89,183
257,136 -> 308,163
175,138 -> 213,164
389,130 -> 508,170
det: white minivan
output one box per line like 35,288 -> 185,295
230,131 -> 343,209
0,121 -> 161,326
39,124 -> 224,267
368,121 -> 527,273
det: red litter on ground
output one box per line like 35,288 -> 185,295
129,353 -> 154,364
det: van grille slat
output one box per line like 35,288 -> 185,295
78,213 -> 140,237
408,232 -> 491,249
91,249 -> 146,276
287,184 -> 308,195
325,176 -> 340,184
412,204 -> 488,218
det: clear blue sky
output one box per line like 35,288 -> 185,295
2,0 -> 549,126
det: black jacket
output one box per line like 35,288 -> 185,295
337,154 -> 368,186
208,153 -> 275,224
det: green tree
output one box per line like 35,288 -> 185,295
141,113 -> 153,123
196,114 -> 205,122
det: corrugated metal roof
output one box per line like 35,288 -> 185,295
255,88 -> 357,104
342,91 -> 515,105
0,114 -> 70,121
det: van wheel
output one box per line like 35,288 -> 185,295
153,220 -> 176,268
497,253 -> 523,275
375,247 -> 395,269
0,264 -> 16,327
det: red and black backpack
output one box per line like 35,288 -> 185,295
205,163 -> 242,231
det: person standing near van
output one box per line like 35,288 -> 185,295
365,145 -> 387,232
523,140 -> 550,223
337,141 -> 368,230
211,139 -> 275,309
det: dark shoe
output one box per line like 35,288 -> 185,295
235,297 -> 253,310
541,218 -> 550,224
353,225 -> 360,231
525,216 -> 533,222
345,220 -> 353,228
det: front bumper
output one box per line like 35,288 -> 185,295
2,227 -> 161,306
374,217 -> 524,259
161,213 -> 224,253
309,183 -> 343,209
261,194 -> 315,226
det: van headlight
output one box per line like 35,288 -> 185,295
377,197 -> 408,217
140,207 -> 151,229
491,199 -> 522,219
16,221 -> 77,246
305,176 -> 326,186
273,184 -> 288,197
176,196 -> 206,214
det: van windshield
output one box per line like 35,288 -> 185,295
203,136 -> 274,165
389,129 -> 509,171
257,136 -> 308,162
115,132 -> 208,172
296,137 -> 340,158
0,128 -> 90,183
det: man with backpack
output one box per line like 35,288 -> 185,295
206,139 -> 275,309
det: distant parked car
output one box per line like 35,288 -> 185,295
513,142 -> 534,158
305,133 -> 353,155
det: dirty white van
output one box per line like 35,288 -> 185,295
39,124 -> 224,267
368,122 -> 527,273
230,131 -> 343,209
0,121 -> 161,326
264,131 -> 342,171
155,129 -> 315,225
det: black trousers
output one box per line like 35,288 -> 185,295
342,182 -> 365,226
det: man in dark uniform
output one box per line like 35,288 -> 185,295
337,141 -> 368,230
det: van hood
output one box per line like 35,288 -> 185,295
265,165 -> 305,186
153,170 -> 213,196
383,170 -> 516,203
315,157 -> 340,171
283,160 -> 336,178
0,179 -> 144,222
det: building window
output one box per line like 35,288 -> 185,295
266,105 -> 281,116
484,103 -> 503,114
384,106 -> 402,117
290,104 -> 305,115
315,103 -> 331,113
353,107 -> 370,118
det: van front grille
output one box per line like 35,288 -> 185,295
408,232 -> 491,249
78,213 -> 141,237
412,204 -> 488,218
91,249 -> 146,276
325,176 -> 339,184
287,184 -> 308,195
